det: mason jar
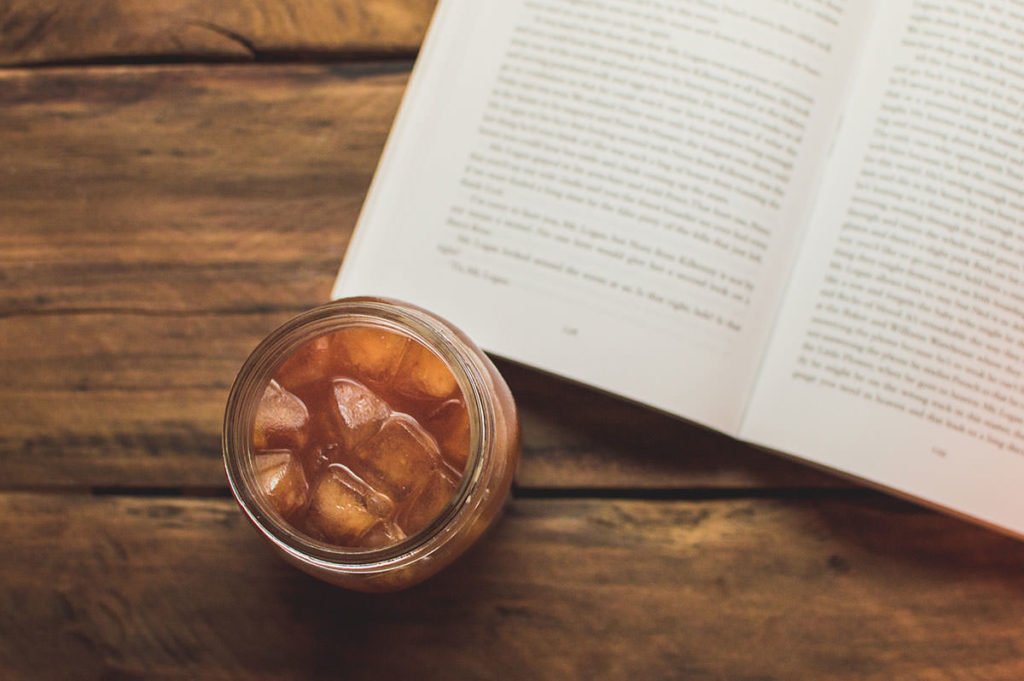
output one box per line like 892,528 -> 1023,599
223,297 -> 519,591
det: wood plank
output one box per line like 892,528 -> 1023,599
1,493 -> 1021,680
0,0 -> 436,66
0,64 -> 844,490
0,64 -> 405,315
0,313 -> 840,489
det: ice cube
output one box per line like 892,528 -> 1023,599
254,450 -> 309,518
305,464 -> 395,545
349,414 -> 442,501
275,335 -> 332,392
425,399 -> 471,472
393,342 -> 457,399
253,380 -> 309,451
396,468 -> 457,536
360,521 -> 406,549
332,327 -> 408,383
326,378 -> 390,451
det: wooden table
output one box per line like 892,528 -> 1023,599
2,3 -> 1022,679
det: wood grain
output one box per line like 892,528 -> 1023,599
0,64 -> 843,490
1,492 -> 1021,680
0,0 -> 436,66
0,64 -> 403,316
4,10 -> 1019,680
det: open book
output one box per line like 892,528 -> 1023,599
333,0 -> 1024,538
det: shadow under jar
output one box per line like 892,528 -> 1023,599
223,298 -> 520,592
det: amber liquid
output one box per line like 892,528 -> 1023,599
251,326 -> 471,548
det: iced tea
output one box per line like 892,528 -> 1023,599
252,326 -> 473,548
224,298 -> 519,591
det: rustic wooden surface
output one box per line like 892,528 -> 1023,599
2,493 -> 1022,681
1,4 -> 1021,680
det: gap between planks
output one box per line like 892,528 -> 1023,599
0,58 -> 414,78
0,51 -> 418,70
0,484 -> 889,503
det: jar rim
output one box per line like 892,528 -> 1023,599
223,297 -> 496,573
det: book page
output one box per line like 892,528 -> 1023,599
743,0 -> 1024,536
335,0 -> 875,432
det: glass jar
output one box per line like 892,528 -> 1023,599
223,297 -> 519,592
